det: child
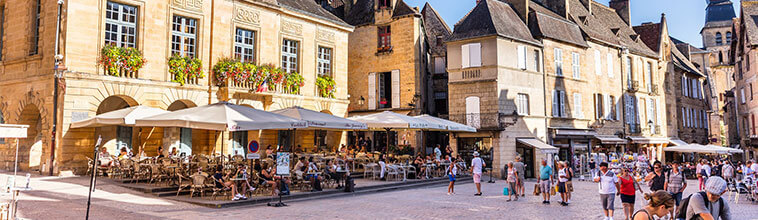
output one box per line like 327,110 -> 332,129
447,157 -> 457,195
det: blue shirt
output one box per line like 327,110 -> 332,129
540,165 -> 553,180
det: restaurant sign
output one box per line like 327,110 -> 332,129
276,152 -> 290,176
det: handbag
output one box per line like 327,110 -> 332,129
550,185 -> 557,196
503,187 -> 510,196
533,183 -> 541,196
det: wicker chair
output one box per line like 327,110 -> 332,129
177,173 -> 209,197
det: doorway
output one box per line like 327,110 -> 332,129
516,145 -> 535,178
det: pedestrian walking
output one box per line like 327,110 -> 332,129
557,162 -> 569,206
665,161 -> 687,217
513,156 -> 526,197
632,190 -> 675,220
678,176 -> 732,220
722,161 -> 734,184
619,167 -> 643,220
645,161 -> 666,192
566,164 -> 574,203
539,160 -> 553,204
506,162 -> 519,201
697,160 -> 704,190
595,162 -> 620,220
471,151 -> 485,196
447,157 -> 457,195
700,160 -> 712,190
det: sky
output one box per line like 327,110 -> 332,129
404,0 -> 741,48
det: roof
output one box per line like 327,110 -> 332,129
448,0 -> 539,45
392,0 -> 419,19
421,3 -> 453,56
344,0 -> 375,26
567,0 -> 621,47
587,1 -> 658,57
528,2 -> 588,48
278,0 -> 351,27
671,36 -> 707,53
632,22 -> 662,52
671,44 -> 705,77
743,3 -> 758,46
705,0 -> 736,24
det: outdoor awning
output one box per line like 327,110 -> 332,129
413,114 -> 477,132
669,139 -> 689,146
135,102 -> 307,131
71,106 -> 169,128
594,135 -> 627,144
517,138 -> 559,154
348,111 -> 444,130
663,145 -> 715,153
554,129 -> 598,137
628,136 -> 669,144
271,106 -> 367,130
705,144 -> 743,154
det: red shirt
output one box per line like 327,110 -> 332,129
619,175 -> 635,195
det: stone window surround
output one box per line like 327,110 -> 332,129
281,38 -> 300,73
105,1 -> 139,48
29,0 -> 41,56
166,7 -> 204,60
231,16 -> 261,64
233,28 -> 256,63
317,46 -> 333,77
171,15 -> 199,57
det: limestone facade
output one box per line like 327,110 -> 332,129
0,0 -> 352,174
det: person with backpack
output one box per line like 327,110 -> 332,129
676,176 -> 732,220
645,161 -> 666,192
632,190 -> 675,220
665,161 -> 687,217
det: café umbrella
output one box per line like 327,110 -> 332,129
271,106 -> 367,130
71,105 -> 170,128
412,114 -> 476,132
348,111 -> 444,153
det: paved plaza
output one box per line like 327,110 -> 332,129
6,173 -> 758,220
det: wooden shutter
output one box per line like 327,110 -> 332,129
461,44 -> 470,68
518,45 -> 526,70
391,70 -> 400,108
604,94 -> 611,119
552,90 -> 559,117
368,72 -> 376,110
560,91 -> 567,117
470,43 -> 481,67
574,93 -> 582,119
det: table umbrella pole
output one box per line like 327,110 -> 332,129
385,128 -> 391,155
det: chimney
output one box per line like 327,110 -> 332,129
544,0 -> 569,19
579,0 -> 591,14
503,0 -> 530,24
609,0 -> 630,26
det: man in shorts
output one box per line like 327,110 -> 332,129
557,161 -> 569,206
539,160 -> 553,204
471,151 -> 485,196
513,156 -> 526,197
594,162 -> 620,220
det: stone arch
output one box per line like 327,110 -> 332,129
95,95 -> 138,155
17,104 -> 44,171
96,95 -> 138,114
167,99 -> 197,111
240,104 -> 255,109
320,110 -> 333,115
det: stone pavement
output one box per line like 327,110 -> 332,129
6,172 -> 758,219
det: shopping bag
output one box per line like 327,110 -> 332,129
550,185 -> 556,196
503,187 -> 510,196
533,183 -> 541,196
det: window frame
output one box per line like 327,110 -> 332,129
281,38 -> 300,73
29,0 -> 41,55
715,32 -> 723,45
233,28 -> 256,63
317,46 -> 333,77
170,15 -> 199,58
105,1 -> 139,48
572,52 -> 580,79
554,48 -> 563,76
517,93 -> 530,116
378,26 -> 391,51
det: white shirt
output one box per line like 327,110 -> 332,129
750,164 -> 758,178
702,164 -> 711,177
558,168 -> 569,182
471,157 -> 484,174
434,148 -> 442,160
596,170 -> 618,194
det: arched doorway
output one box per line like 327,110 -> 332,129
166,100 -> 197,156
96,96 -> 138,155
17,105 -> 43,171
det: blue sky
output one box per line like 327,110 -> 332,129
405,0 -> 740,48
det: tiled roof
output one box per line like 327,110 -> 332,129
528,2 -> 588,48
671,44 -> 705,77
632,22 -> 662,52
743,3 -> 758,46
570,0 -> 657,58
278,0 -> 351,27
344,0 -> 375,26
705,0 -> 736,24
422,3 -> 453,56
448,0 -> 539,45
566,0 -> 621,47
392,0 -> 419,19
670,36 -> 706,53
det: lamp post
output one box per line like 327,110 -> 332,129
49,0 -> 65,176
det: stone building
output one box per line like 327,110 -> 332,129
0,0 -> 353,174
703,0 -> 738,147
733,0 -> 758,159
634,16 -> 711,150
447,0 -> 549,178
339,0 -> 450,152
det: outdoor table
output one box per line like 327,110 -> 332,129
166,166 -> 179,185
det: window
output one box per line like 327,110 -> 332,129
695,108 -> 700,128
466,96 -> 481,128
645,99 -> 654,126
517,45 -> 527,70
681,108 -> 686,128
29,0 -> 41,55
314,130 -> 327,148
626,57 -> 633,85
554,48 -> 563,76
434,57 -> 446,74
692,79 -> 699,99
378,26 -> 391,50
645,62 -> 653,92
171,15 -> 197,57
719,52 -> 723,63
378,0 -> 390,8
727,31 -> 733,44
436,35 -> 443,47
533,49 -> 541,72
715,32 -> 723,45
116,126 -> 133,152
552,90 -> 567,117
609,95 -> 617,120
461,43 -> 481,68
376,71 -> 398,109
742,88 -> 746,104
682,76 -> 689,97
105,2 -> 138,48
317,46 -> 333,76
572,52 -> 580,79
625,94 -> 638,125
573,93 -> 583,118
281,39 -> 299,73
753,115 -> 756,135
604,94 -> 613,120
751,83 -> 754,101
234,28 -> 256,63
595,49 -> 602,75
607,53 -> 614,78
435,92 -> 448,114
594,94 -> 604,119
517,93 -> 529,116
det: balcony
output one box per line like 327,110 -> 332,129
626,81 -> 640,92
650,84 -> 659,95
448,113 -> 515,130
626,123 -> 641,134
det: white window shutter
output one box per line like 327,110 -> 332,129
461,44 -> 470,68
391,70 -> 400,108
574,93 -> 582,119
607,53 -> 614,78
470,43 -> 481,67
573,52 -> 580,79
595,50 -> 601,75
681,76 -> 687,97
368,72 -> 376,110
552,90 -> 559,117
518,45 -> 526,70
616,97 -> 622,121
604,94 -> 612,119
560,91 -> 567,117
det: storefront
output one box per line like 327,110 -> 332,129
516,138 -> 559,179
